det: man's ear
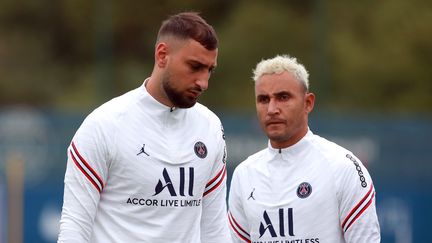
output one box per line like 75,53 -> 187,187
305,92 -> 315,114
155,42 -> 168,68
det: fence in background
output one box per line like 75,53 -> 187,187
0,107 -> 431,242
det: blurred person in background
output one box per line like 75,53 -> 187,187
228,55 -> 380,243
58,12 -> 231,242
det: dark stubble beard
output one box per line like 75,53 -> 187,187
162,72 -> 198,108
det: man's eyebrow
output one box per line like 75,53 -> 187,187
256,93 -> 269,100
273,91 -> 291,96
188,60 -> 215,68
257,91 -> 290,97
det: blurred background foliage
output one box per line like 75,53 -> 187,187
0,0 -> 431,113
1,1 -> 431,242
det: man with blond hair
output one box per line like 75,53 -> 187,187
228,55 -> 380,243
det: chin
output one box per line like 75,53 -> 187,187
177,101 -> 197,108
265,127 -> 282,135
266,132 -> 284,141
172,96 -> 198,108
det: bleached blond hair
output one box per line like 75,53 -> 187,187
252,54 -> 309,90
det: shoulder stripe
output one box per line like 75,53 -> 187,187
342,184 -> 375,232
70,142 -> 104,192
228,211 -> 251,243
203,164 -> 226,197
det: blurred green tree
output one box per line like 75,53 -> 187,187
0,0 -> 430,114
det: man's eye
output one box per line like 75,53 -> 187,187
277,94 -> 290,101
257,96 -> 269,103
279,95 -> 289,100
190,64 -> 201,71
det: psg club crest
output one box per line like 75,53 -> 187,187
194,141 -> 207,159
297,182 -> 312,199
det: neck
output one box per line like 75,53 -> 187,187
145,75 -> 174,107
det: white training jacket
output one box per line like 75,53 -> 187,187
58,82 -> 231,242
228,130 -> 380,243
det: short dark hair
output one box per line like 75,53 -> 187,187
157,12 -> 218,50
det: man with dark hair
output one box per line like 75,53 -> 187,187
58,12 -> 231,242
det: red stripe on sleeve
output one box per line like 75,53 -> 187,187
203,165 -> 226,197
228,211 -> 251,243
344,192 -> 375,232
71,142 -> 104,190
206,164 -> 225,187
70,150 -> 102,193
342,184 -> 374,230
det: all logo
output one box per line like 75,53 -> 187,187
259,208 -> 294,238
296,182 -> 312,199
153,167 -> 194,196
194,141 -> 207,158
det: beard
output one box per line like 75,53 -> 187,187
162,72 -> 199,108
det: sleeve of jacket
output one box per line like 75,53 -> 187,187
337,153 -> 381,243
200,123 -> 232,243
57,112 -> 112,242
228,166 -> 251,243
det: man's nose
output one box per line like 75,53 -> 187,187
196,72 -> 210,91
267,99 -> 280,115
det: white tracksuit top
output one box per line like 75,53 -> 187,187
228,130 -> 380,243
58,82 -> 231,242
